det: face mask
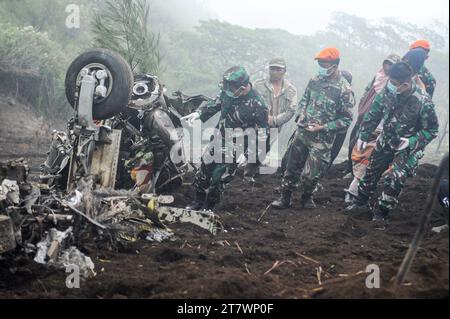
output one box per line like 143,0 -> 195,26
222,86 -> 245,98
224,89 -> 237,98
318,65 -> 334,77
318,65 -> 329,77
386,81 -> 398,95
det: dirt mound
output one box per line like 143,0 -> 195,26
0,95 -> 67,177
0,161 -> 448,299
0,96 -> 52,157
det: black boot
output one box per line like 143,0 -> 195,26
273,185 -> 282,194
243,163 -> 258,183
203,191 -> 220,211
301,195 -> 316,209
272,190 -> 292,209
346,193 -> 370,212
186,192 -> 206,211
372,207 -> 390,222
372,207 -> 390,229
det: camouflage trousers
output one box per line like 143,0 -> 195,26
281,134 -> 330,198
193,140 -> 240,202
193,162 -> 238,202
358,146 -> 423,212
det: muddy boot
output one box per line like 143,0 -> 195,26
272,190 -> 292,209
186,192 -> 206,211
372,208 -> 390,230
203,191 -> 220,211
244,163 -> 258,177
273,185 -> 282,194
301,195 -> 316,209
243,163 -> 258,183
372,207 -> 389,222
345,193 -> 370,213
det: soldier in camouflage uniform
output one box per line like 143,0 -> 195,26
347,62 -> 439,222
182,66 -> 269,210
272,48 -> 355,209
410,40 -> 437,98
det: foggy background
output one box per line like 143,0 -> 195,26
0,0 -> 448,162
205,0 -> 449,36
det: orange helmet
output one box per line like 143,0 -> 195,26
410,40 -> 431,51
315,47 -> 340,62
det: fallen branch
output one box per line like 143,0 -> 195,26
258,203 -> 273,222
308,270 -> 367,294
295,252 -> 320,264
235,241 -> 244,254
263,260 -> 297,276
244,263 -> 251,275
316,266 -> 323,285
264,260 -> 284,275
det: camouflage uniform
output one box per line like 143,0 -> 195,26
418,65 -> 436,98
193,89 -> 269,203
281,73 -> 355,199
357,82 -> 439,212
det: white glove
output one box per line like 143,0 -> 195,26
442,197 -> 449,208
181,112 -> 200,126
356,139 -> 367,152
395,137 -> 410,151
237,154 -> 247,167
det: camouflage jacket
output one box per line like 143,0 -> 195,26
360,82 -> 439,153
296,73 -> 355,148
253,78 -> 298,128
198,87 -> 269,130
418,65 -> 436,98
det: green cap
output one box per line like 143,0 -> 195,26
221,66 -> 250,98
223,66 -> 250,84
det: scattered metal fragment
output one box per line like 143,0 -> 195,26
0,179 -> 20,204
0,215 -> 16,253
156,206 -> 219,235
432,224 -> 449,234
1,157 -> 219,283
34,227 -> 73,264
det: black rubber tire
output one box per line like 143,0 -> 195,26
65,48 -> 134,120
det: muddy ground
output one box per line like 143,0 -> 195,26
0,156 -> 448,299
0,96 -> 448,299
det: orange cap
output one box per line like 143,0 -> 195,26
315,47 -> 340,62
410,40 -> 430,51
